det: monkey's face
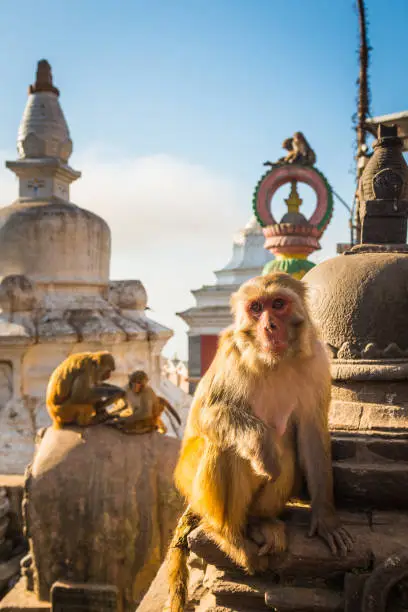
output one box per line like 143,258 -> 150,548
129,370 -> 148,392
250,291 -> 304,358
93,352 -> 115,381
232,274 -> 309,366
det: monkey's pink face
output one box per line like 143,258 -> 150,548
246,294 -> 299,356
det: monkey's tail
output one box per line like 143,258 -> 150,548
167,506 -> 200,612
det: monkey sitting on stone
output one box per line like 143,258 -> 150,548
166,272 -> 353,612
109,370 -> 181,435
264,131 -> 316,167
46,351 -> 126,429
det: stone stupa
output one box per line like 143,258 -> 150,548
0,60 -> 172,474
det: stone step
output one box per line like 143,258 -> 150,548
265,586 -> 343,611
332,433 -> 408,463
209,574 -> 343,612
333,461 -> 408,509
188,516 -> 371,581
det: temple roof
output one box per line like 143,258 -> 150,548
366,111 -> 408,151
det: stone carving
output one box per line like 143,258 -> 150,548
358,124 -> 408,203
263,131 -> 316,167
107,280 -> 148,311
0,275 -> 37,313
332,341 -> 408,360
373,168 -> 404,200
361,549 -> 408,612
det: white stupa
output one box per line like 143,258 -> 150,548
178,216 -> 273,393
0,60 -> 174,473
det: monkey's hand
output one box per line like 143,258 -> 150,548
308,509 -> 354,557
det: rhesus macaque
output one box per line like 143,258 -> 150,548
264,131 -> 316,167
46,351 -> 126,429
110,370 -> 181,435
167,272 -> 353,611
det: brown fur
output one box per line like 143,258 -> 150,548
166,272 -> 353,611
46,351 -> 123,429
113,371 -> 180,434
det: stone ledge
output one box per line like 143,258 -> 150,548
188,520 -> 372,581
138,509 -> 408,611
0,580 -> 50,611
333,462 -> 408,509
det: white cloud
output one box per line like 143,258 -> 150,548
0,149 -> 249,360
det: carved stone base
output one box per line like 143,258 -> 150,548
138,507 -> 408,612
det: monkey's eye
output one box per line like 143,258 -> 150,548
272,298 -> 285,310
250,301 -> 263,314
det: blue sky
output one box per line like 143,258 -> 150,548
0,1 -> 407,359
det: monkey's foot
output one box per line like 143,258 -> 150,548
247,519 -> 287,556
240,538 -> 270,574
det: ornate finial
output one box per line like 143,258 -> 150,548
28,60 -> 59,96
284,181 -> 302,214
357,123 -> 408,246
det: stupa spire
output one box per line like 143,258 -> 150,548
6,60 -> 80,201
28,59 -> 60,96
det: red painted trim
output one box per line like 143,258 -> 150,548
200,335 -> 218,376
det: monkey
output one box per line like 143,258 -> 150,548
264,131 -> 316,168
46,351 -> 126,429
110,370 -> 182,435
166,272 -> 354,611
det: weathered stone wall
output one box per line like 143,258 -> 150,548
0,477 -> 26,601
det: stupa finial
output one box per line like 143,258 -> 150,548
253,132 -> 333,279
358,123 -> 408,245
28,59 -> 59,96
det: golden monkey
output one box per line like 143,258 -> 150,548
46,351 -> 125,429
111,370 -> 181,434
167,272 -> 353,611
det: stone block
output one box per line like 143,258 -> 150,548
367,438 -> 408,462
333,462 -> 408,509
265,586 -> 343,611
50,581 -> 118,612
210,576 -> 268,610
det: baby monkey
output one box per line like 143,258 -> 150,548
111,370 -> 181,435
